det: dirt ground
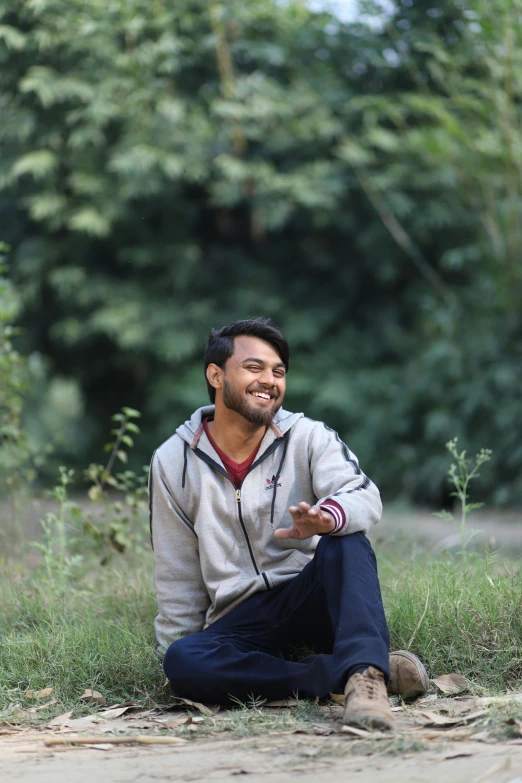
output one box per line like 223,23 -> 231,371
2,699 -> 522,783
2,737 -> 522,783
376,506 -> 522,551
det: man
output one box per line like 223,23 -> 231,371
150,318 -> 428,728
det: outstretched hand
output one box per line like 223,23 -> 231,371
274,501 -> 335,540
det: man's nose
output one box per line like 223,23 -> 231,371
258,369 -> 276,386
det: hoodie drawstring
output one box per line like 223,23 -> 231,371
270,433 -> 289,527
182,441 -> 188,488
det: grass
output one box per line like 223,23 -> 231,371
0,555 -> 165,717
1,538 -> 522,726
380,546 -> 522,692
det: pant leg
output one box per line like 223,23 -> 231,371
281,532 -> 390,695
163,591 -> 297,705
164,532 -> 389,704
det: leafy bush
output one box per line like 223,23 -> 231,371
0,244 -> 37,543
0,0 -> 521,504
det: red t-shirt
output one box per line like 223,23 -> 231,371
202,417 -> 260,488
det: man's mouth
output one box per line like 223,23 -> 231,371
249,390 -> 275,401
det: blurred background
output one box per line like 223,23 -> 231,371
1,0 -> 521,523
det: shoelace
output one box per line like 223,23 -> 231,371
349,671 -> 382,700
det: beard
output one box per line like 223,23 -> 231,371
222,378 -> 282,426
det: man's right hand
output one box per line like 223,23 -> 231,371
274,501 -> 335,540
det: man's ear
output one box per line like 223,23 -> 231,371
206,363 -> 223,393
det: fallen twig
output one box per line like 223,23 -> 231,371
340,725 -> 372,738
44,735 -> 188,747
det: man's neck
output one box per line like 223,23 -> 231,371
207,408 -> 267,463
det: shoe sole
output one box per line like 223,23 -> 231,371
389,649 -> 430,699
344,713 -> 395,731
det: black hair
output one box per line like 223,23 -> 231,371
204,317 -> 290,403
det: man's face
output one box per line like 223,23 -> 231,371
220,335 -> 286,426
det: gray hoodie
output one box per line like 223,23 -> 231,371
150,405 -> 382,654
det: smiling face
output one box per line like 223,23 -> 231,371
209,335 -> 287,427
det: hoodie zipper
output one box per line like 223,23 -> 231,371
194,441 -> 284,588
235,487 -> 269,589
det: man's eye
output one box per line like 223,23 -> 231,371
247,366 -> 261,371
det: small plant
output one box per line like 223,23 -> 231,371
32,466 -> 83,595
82,407 -> 149,561
434,438 -> 492,550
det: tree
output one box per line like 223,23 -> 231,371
0,0 -> 520,505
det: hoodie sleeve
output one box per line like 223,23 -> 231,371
150,450 -> 210,656
308,422 -> 382,535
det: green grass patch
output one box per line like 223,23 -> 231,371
381,549 -> 522,692
0,555 -> 165,717
1,545 -> 521,723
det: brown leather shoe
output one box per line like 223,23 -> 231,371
388,650 -> 429,700
343,666 -> 395,730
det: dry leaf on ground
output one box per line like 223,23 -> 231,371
47,711 -> 74,727
123,720 -> 161,729
159,716 -> 191,728
330,693 -> 344,705
29,700 -> 57,713
417,694 -> 438,705
62,716 -> 105,731
432,674 -> 469,695
98,707 -> 130,720
79,689 -> 106,706
417,711 -> 460,727
25,688 -> 53,699
418,709 -> 486,727
100,701 -> 141,711
172,697 -> 219,716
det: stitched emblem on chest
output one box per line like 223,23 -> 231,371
265,475 -> 281,490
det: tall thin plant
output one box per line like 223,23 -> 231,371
434,438 -> 492,551
32,466 -> 83,596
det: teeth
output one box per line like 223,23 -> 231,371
252,392 -> 271,400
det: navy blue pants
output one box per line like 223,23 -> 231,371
163,533 -> 390,705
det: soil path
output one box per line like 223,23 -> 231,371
3,697 -> 522,783
376,506 -> 522,550
2,729 -> 522,783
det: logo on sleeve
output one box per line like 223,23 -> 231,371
265,475 -> 281,490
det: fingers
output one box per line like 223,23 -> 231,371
281,502 -> 335,540
274,527 -> 300,539
290,502 -> 317,516
289,504 -> 320,524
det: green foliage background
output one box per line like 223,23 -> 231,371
1,0 -> 521,505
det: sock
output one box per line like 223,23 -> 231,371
345,664 -> 371,680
